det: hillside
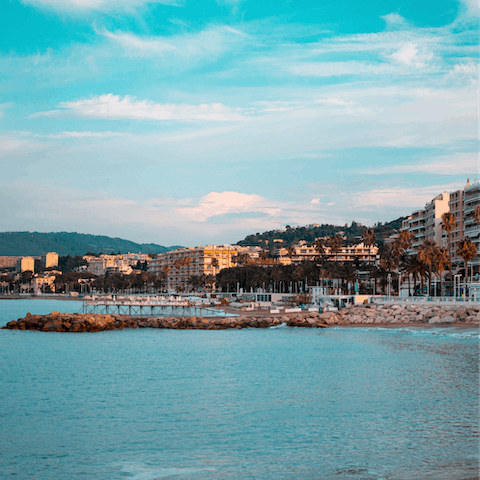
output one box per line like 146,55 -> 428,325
236,217 -> 406,248
0,232 -> 182,257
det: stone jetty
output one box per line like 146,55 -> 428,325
2,304 -> 478,332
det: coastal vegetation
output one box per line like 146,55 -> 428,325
0,232 -> 181,256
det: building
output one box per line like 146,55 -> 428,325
16,257 -> 35,273
463,181 -> 480,272
402,192 -> 450,254
148,245 -> 238,291
0,256 -> 19,270
424,192 -> 450,245
32,275 -> 56,294
41,252 -> 59,269
276,241 -> 378,265
447,187 -> 465,269
82,255 -> 129,276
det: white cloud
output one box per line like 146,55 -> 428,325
32,94 -> 247,122
310,198 -> 320,204
41,131 -> 126,139
176,191 -> 281,222
19,0 -> 181,13
100,25 -> 248,61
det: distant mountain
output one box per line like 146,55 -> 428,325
236,217 -> 406,248
0,232 -> 182,257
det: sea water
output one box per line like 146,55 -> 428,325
0,299 -> 478,480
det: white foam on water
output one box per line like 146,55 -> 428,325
269,322 -> 288,329
331,326 -> 480,339
120,462 -> 214,479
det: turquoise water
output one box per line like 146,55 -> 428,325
0,300 -> 478,480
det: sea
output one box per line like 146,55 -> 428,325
0,299 -> 478,480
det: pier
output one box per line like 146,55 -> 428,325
81,296 -> 231,317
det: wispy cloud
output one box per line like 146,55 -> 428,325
39,131 -> 127,139
19,0 -> 182,14
100,25 -> 250,61
361,154 -> 478,176
31,94 -> 247,121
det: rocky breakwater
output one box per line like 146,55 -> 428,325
2,311 -> 330,332
317,303 -> 479,326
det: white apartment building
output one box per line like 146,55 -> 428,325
148,245 -> 238,291
402,192 -> 450,254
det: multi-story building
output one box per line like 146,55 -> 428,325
463,181 -> 480,272
402,192 -> 449,254
276,241 -> 378,265
424,192 -> 450,245
16,257 -> 35,273
32,275 -> 56,294
447,187 -> 465,269
41,252 -> 59,269
148,245 -> 238,291
402,209 -> 425,253
82,254 -> 134,276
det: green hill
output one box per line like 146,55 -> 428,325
236,217 -> 406,248
0,232 -> 182,257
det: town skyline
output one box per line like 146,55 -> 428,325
1,0 -> 477,246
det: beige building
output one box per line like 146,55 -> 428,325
82,254 -> 134,276
32,275 -> 56,294
16,256 -> 35,273
276,241 -> 378,265
148,245 -> 238,291
41,252 -> 59,269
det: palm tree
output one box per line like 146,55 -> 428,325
210,257 -> 219,275
362,228 -> 376,264
327,235 -> 344,263
456,238 -> 477,282
434,247 -> 449,296
441,212 -> 457,295
314,238 -> 326,261
418,240 -> 439,296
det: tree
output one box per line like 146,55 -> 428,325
362,228 -> 376,264
441,212 -> 457,295
210,257 -> 219,275
418,240 -> 439,296
456,238 -> 477,282
314,238 -> 326,262
327,235 -> 344,262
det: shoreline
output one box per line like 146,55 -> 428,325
2,304 -> 478,332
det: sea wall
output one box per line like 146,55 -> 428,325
323,303 -> 479,325
2,304 -> 478,332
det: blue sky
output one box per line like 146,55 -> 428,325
0,0 -> 478,246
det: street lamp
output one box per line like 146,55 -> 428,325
454,274 -> 462,300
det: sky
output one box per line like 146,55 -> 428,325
0,0 -> 478,247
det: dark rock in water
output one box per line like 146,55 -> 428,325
1,311 -> 330,332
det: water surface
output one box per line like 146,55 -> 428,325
1,300 -> 478,479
